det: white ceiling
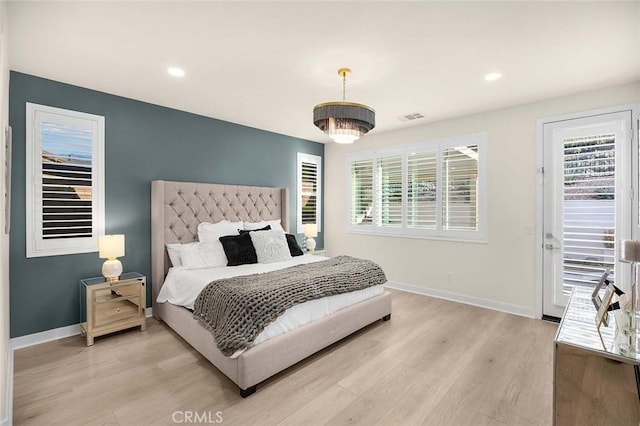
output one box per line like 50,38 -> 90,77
7,1 -> 640,143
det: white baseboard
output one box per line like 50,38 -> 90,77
11,323 -> 81,350
10,307 -> 154,350
0,347 -> 13,426
384,281 -> 537,319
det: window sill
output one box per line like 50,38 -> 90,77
345,228 -> 487,244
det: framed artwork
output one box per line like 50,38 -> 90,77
3,125 -> 10,235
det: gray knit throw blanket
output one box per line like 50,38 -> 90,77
193,255 -> 387,356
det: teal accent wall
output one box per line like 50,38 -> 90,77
9,71 -> 324,337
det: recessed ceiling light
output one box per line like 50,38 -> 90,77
484,72 -> 502,82
167,67 -> 185,78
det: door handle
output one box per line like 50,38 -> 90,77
545,244 -> 560,250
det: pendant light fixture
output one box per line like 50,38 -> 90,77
313,68 -> 375,144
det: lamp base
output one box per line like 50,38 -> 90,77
102,259 -> 123,283
306,237 -> 316,253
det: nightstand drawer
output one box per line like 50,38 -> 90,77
112,280 -> 143,298
93,298 -> 141,329
93,282 -> 142,306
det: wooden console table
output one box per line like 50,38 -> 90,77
554,287 -> 640,425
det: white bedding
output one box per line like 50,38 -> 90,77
156,254 -> 385,352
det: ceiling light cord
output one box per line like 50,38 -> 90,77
342,72 -> 347,102
338,67 -> 351,102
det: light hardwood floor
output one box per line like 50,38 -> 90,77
13,289 -> 558,425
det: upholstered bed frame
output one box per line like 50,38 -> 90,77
151,180 -> 392,397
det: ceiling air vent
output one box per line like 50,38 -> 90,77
396,113 -> 424,122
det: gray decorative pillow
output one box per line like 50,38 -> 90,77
249,229 -> 292,264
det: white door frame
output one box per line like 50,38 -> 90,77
535,103 -> 640,319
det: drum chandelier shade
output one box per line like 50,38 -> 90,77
313,68 -> 375,144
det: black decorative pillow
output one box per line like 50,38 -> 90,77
238,225 -> 271,234
285,234 -> 304,257
219,233 -> 258,266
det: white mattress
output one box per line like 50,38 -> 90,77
156,254 -> 385,352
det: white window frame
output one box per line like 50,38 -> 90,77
347,132 -> 487,242
296,152 -> 322,234
26,103 -> 105,257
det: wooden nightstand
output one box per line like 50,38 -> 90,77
80,272 -> 147,346
309,249 -> 328,256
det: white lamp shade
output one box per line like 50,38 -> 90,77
98,234 -> 125,259
304,223 -> 318,238
621,240 -> 640,263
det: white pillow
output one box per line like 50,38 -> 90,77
180,242 -> 228,269
244,219 -> 284,233
250,229 -> 292,264
197,220 -> 243,243
166,242 -> 200,267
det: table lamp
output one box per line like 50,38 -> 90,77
99,234 -> 125,282
304,224 -> 318,252
621,240 -> 640,298
620,240 -> 640,345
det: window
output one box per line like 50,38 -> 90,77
297,153 -> 322,233
376,154 -> 403,228
407,150 -> 437,229
442,145 -> 479,232
348,132 -> 486,242
26,103 -> 105,257
350,158 -> 373,225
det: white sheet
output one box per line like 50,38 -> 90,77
156,255 -> 384,352
157,254 -> 326,309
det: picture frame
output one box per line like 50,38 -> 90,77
591,267 -> 611,325
595,283 -> 616,350
3,125 -> 10,235
595,283 -> 616,329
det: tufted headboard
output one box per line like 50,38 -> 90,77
151,180 -> 289,313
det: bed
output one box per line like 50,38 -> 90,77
151,180 -> 392,397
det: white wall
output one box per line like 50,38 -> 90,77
0,0 -> 9,423
325,82 -> 640,316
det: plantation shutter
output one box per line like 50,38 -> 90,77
407,151 -> 437,229
562,133 -> 616,288
376,155 -> 403,227
347,133 -> 486,241
442,145 -> 479,231
27,103 -> 104,258
40,120 -> 94,239
300,160 -> 318,225
350,159 -> 374,225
